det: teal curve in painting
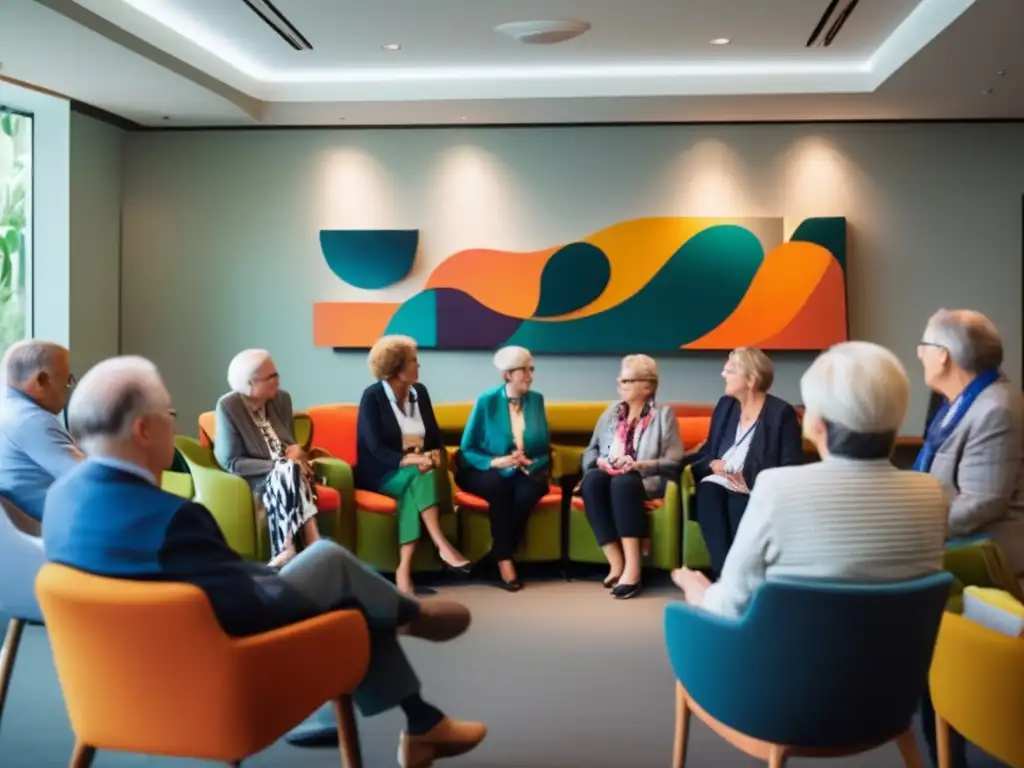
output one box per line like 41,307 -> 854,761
505,224 -> 765,353
533,242 -> 611,318
790,217 -> 846,270
319,229 -> 419,289
384,289 -> 438,347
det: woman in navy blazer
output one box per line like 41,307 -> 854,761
355,335 -> 470,594
690,347 -> 804,578
456,346 -> 551,591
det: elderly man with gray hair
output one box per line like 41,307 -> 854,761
915,309 -> 1024,585
673,341 -> 948,618
42,356 -> 488,766
0,340 -> 82,521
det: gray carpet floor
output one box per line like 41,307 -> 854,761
0,580 -> 1003,767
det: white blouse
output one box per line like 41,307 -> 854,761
701,420 -> 758,494
506,385 -> 525,451
382,380 -> 426,451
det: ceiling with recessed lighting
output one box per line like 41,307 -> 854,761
0,0 -> 1021,127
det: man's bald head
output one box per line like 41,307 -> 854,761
1,340 -> 72,414
68,356 -> 177,475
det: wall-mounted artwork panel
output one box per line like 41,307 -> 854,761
313,216 -> 848,353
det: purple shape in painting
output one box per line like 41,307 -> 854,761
434,288 -> 523,349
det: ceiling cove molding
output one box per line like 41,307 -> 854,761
34,0 -> 266,119
69,0 -> 979,104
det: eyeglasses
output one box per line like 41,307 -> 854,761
510,366 -> 535,374
252,372 -> 280,383
619,378 -> 654,384
918,341 -> 945,349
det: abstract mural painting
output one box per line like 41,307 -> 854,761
313,217 -> 848,353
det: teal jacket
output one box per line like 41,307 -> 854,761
460,385 -> 551,478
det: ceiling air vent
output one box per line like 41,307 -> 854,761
806,0 -> 860,48
494,20 -> 591,45
241,0 -> 313,51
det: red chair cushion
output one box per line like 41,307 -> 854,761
354,489 -> 397,515
314,485 -> 341,513
456,485 -> 561,513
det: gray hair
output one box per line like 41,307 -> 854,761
621,354 -> 659,392
801,341 -> 909,433
67,356 -> 169,447
1,340 -> 67,387
227,349 -> 272,395
493,346 -> 532,373
923,309 -> 1003,374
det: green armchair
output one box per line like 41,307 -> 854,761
173,436 -> 355,560
680,465 -> 712,570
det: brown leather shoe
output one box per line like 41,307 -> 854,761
399,717 -> 487,767
399,600 -> 471,642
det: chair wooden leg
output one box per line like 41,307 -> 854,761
935,714 -> 951,768
70,742 -> 96,768
334,694 -> 362,768
0,618 -> 25,727
671,682 -> 691,768
895,727 -> 925,768
767,745 -> 787,768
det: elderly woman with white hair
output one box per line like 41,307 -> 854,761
456,346 -> 551,591
579,354 -> 684,599
673,341 -> 949,618
915,308 -> 1024,585
356,335 -> 471,595
215,349 -> 321,568
689,347 -> 803,578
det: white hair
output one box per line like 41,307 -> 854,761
923,309 -> 1003,374
67,356 -> 169,448
227,349 -> 272,395
801,341 -> 909,433
1,340 -> 66,388
493,346 -> 532,373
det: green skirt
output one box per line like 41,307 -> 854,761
378,466 -> 442,545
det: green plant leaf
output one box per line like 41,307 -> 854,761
0,112 -> 12,137
0,248 -> 12,290
3,230 -> 18,256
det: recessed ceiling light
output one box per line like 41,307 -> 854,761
709,38 -> 731,46
983,87 -> 994,95
382,43 -> 401,51
494,20 -> 591,45
996,70 -> 1006,76
460,116 -> 468,121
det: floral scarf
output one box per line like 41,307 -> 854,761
610,400 -> 656,460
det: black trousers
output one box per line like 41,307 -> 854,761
580,469 -> 648,545
455,467 -> 548,560
694,481 -> 750,578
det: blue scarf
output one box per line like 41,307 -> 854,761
913,368 -> 1001,473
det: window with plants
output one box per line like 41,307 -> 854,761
0,106 -> 31,358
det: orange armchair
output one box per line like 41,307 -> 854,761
35,563 -> 371,767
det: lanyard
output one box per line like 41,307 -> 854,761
729,419 -> 758,453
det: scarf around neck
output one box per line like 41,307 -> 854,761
612,400 -> 656,460
913,368 -> 1001,473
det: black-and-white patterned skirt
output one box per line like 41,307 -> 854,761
262,459 -> 318,557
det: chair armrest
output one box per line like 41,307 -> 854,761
233,609 -> 370,703
189,465 -> 258,560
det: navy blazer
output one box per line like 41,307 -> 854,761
691,394 -> 804,490
355,381 -> 442,492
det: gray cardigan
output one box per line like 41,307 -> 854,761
928,378 -> 1024,578
581,402 -> 684,496
214,390 -> 297,488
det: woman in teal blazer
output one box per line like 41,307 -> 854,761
456,346 -> 551,591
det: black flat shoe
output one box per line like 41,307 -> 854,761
441,560 -> 473,577
603,575 -> 621,589
496,578 -> 523,592
611,581 -> 642,600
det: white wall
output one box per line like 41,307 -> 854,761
121,123 -> 1024,433
0,80 -> 70,347
69,112 -> 123,374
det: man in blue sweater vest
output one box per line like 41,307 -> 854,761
43,356 -> 486,767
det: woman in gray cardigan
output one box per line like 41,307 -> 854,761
580,354 -> 684,599
214,349 -> 321,568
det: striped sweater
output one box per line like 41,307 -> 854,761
702,456 -> 949,618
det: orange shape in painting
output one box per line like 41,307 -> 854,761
424,247 -> 555,319
755,258 -> 847,349
314,302 -> 398,347
683,242 -> 835,350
